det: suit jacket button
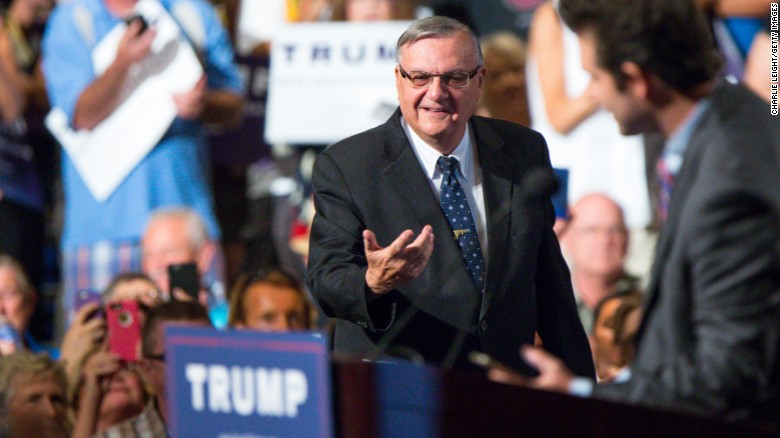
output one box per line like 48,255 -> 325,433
480,320 -> 488,331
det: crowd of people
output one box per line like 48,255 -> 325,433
0,0 -> 778,435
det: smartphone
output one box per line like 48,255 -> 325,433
73,289 -> 104,319
168,262 -> 200,299
107,300 -> 141,362
124,13 -> 148,34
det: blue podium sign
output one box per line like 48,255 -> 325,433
165,327 -> 333,438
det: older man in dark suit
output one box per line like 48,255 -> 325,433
517,0 -> 780,428
305,16 -> 594,376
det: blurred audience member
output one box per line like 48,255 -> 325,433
103,271 -> 165,308
478,31 -> 530,126
561,194 -> 640,334
141,208 -> 218,297
742,31 -> 772,102
697,0 -> 774,102
136,301 -> 212,432
141,207 -> 229,328
330,0 -> 417,21
60,271 -> 161,391
228,268 -> 315,331
42,0 -> 243,329
70,347 -> 147,438
0,253 -> 50,355
591,290 -> 643,382
428,0 -> 543,40
60,272 -> 161,393
526,0 -> 654,284
207,0 -> 277,291
0,351 -> 69,438
0,0 -> 53,296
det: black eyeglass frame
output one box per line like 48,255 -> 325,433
143,353 -> 166,362
398,64 -> 482,89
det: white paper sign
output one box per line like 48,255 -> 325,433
265,21 -> 410,145
46,0 -> 203,202
235,0 -> 287,55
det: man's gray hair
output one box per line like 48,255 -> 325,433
145,207 -> 209,250
0,254 -> 34,304
396,16 -> 483,65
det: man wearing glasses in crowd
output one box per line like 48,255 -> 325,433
306,16 -> 593,377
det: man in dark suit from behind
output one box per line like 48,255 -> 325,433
306,16 -> 594,377
514,0 -> 780,429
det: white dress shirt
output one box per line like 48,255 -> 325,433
401,117 -> 488,261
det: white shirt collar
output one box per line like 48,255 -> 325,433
401,117 -> 475,182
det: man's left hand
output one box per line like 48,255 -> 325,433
521,346 -> 574,393
173,75 -> 206,120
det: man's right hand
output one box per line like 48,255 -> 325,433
115,19 -> 156,69
364,225 -> 435,294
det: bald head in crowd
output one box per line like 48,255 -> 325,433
565,194 -> 628,283
563,194 -> 637,333
141,208 -> 216,294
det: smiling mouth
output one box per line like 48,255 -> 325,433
420,107 -> 451,114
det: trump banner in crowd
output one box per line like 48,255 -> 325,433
165,326 -> 333,438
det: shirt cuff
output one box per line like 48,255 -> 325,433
568,377 -> 594,397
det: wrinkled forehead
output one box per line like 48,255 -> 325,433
398,31 -> 477,64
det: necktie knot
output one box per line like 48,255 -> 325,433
437,156 -> 458,176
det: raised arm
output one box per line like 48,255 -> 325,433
306,151 -> 433,331
528,2 -> 599,135
72,20 -> 156,130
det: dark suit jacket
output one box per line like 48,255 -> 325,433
306,109 -> 594,377
595,81 -> 780,426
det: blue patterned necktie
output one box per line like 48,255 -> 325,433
437,156 -> 485,291
656,157 -> 675,224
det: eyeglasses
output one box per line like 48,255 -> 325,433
398,65 -> 481,89
143,353 -> 165,362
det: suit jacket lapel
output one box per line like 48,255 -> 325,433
378,111 -> 480,302
471,118 -> 514,319
637,97 -> 719,339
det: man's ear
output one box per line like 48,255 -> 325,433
620,62 -> 649,99
622,61 -> 670,106
475,65 -> 488,92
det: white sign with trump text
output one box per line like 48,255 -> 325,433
265,21 -> 411,145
